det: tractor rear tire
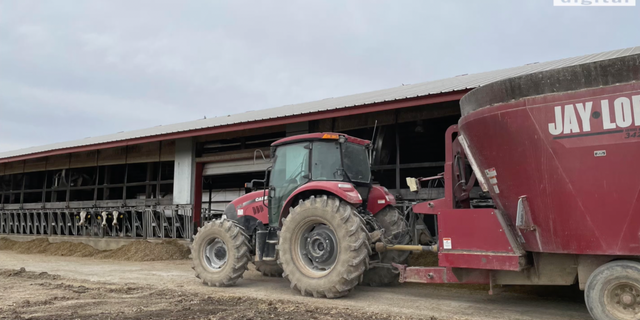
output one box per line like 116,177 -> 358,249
361,206 -> 411,287
253,260 -> 283,277
585,260 -> 640,320
278,195 -> 370,298
191,219 -> 251,287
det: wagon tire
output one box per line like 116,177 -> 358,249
585,260 -> 640,320
362,206 -> 411,287
278,195 -> 370,299
191,219 -> 251,287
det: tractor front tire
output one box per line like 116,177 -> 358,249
191,219 -> 251,287
278,195 -> 370,298
362,206 -> 411,287
253,260 -> 283,277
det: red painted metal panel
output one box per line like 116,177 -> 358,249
394,263 -> 491,284
438,208 -> 514,253
405,267 -> 453,284
279,181 -> 363,223
438,252 -> 523,271
459,82 -> 640,255
412,126 -> 459,215
413,198 -> 448,214
367,186 -> 396,214
400,266 -> 490,284
0,91 -> 467,164
234,190 -> 270,224
193,162 -> 204,225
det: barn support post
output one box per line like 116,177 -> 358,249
173,137 -> 198,239
193,162 -> 203,229
207,186 -> 212,214
173,138 -> 196,206
395,114 -> 401,194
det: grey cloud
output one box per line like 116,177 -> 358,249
0,0 -> 638,152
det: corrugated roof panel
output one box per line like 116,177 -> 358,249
1,46 -> 639,161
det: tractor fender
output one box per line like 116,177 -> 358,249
279,181 -> 363,224
367,185 -> 397,215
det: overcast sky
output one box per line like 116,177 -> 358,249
0,1 -> 638,153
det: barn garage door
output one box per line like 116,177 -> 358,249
202,159 -> 271,214
203,159 -> 270,176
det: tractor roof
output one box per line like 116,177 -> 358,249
272,133 -> 370,147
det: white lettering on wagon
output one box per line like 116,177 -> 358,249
548,95 -> 640,135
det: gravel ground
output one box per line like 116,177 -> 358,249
0,250 -> 592,320
0,268 -> 416,320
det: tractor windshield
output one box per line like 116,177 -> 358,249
311,141 -> 343,181
310,141 -> 371,184
341,142 -> 371,183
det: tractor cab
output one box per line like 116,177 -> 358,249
266,133 -> 372,226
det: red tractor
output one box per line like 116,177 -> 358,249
191,132 -> 413,297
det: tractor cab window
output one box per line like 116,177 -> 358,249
342,142 -> 371,183
271,143 -> 310,187
311,141 -> 343,181
268,142 -> 310,225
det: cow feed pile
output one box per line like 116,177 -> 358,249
0,237 -> 190,261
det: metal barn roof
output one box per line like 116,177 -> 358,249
1,46 -> 639,161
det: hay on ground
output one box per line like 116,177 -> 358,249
0,238 -> 190,261
95,239 -> 190,261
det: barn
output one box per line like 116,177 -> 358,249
1,46 -> 638,247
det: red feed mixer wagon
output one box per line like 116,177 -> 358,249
405,53 -> 640,320
190,53 -> 640,320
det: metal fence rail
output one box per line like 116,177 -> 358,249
200,208 -> 224,227
0,206 -> 193,241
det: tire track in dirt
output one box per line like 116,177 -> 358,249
0,268 -> 421,320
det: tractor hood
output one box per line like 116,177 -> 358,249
224,190 -> 269,221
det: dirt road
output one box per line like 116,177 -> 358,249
0,251 -> 591,320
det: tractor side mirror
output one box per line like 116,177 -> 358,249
245,179 -> 264,193
406,177 -> 421,192
245,167 -> 272,193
